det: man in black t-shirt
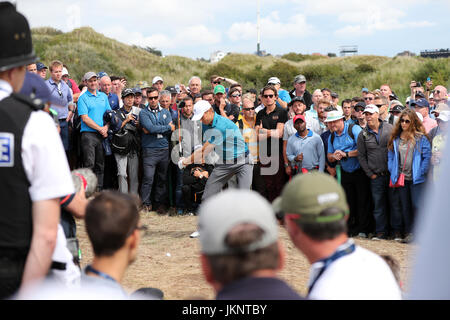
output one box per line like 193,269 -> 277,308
255,85 -> 288,202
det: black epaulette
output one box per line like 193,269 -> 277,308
10,92 -> 45,111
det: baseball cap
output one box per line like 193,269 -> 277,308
36,62 -> 47,71
122,88 -> 135,98
62,67 -> 69,77
83,71 -> 97,81
415,91 -> 426,99
293,114 -> 306,123
97,71 -> 108,79
267,77 -> 281,85
289,96 -> 306,106
324,110 -> 345,122
152,76 -> 163,84
390,105 -> 404,113
361,88 -> 369,93
331,92 -> 339,99
274,172 -> 349,224
294,74 -> 306,83
165,86 -> 177,95
354,101 -> 366,111
192,100 -> 212,121
132,87 -> 142,95
437,110 -> 450,122
213,84 -> 226,95
198,190 -> 278,255
411,98 -> 430,108
20,72 -> 59,106
363,104 -> 379,114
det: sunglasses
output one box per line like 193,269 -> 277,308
243,107 -> 256,111
148,96 -> 159,100
213,81 -> 221,84
433,90 -> 440,94
263,94 -> 275,99
231,94 -> 241,98
400,119 -> 411,124
375,104 -> 384,108
364,97 -> 374,101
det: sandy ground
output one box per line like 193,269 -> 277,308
77,210 -> 414,300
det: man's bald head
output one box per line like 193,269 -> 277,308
100,76 -> 112,95
434,85 -> 448,103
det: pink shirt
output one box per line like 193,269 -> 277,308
423,116 -> 437,133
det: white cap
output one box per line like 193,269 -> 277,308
152,76 -> 163,84
192,100 -> 212,121
363,104 -> 379,114
62,67 -> 69,76
267,77 -> 281,85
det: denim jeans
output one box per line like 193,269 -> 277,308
398,181 -> 424,234
141,148 -> 169,206
370,175 -> 389,234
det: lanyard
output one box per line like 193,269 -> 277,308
85,265 -> 118,284
307,240 -> 356,295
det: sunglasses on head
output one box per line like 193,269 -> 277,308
400,119 -> 411,124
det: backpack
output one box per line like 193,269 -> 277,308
330,123 -> 356,145
111,129 -> 134,155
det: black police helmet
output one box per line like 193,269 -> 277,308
0,2 -> 37,72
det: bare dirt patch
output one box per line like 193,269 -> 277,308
77,211 -> 414,300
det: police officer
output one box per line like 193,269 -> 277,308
0,2 -> 74,299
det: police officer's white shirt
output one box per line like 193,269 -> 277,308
308,245 -> 402,300
0,79 -> 75,201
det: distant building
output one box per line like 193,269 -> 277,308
396,51 -> 416,57
420,49 -> 450,59
210,51 -> 227,63
339,46 -> 358,57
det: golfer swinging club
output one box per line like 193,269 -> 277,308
178,100 -> 253,237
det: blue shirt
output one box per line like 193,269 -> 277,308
286,130 -> 325,171
327,122 -> 362,173
276,89 -> 291,108
46,78 -> 73,119
106,92 -> 120,110
77,90 -> 111,133
203,113 -> 248,161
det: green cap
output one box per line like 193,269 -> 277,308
276,172 -> 349,224
213,84 -> 226,95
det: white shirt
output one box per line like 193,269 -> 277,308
0,80 -> 74,201
308,244 -> 402,300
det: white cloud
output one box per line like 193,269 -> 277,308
227,12 -> 316,41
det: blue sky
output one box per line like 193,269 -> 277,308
16,0 -> 450,59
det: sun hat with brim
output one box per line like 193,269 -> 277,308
437,111 -> 450,122
192,100 -> 212,121
324,110 -> 345,122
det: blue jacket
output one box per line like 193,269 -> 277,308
139,106 -> 173,149
388,135 -> 431,185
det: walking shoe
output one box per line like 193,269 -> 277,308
394,232 -> 403,242
357,232 -> 368,239
371,233 -> 387,241
157,205 -> 168,215
140,204 -> 152,212
190,231 -> 200,238
402,233 -> 413,244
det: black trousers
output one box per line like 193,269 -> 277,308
81,132 -> 105,190
0,251 -> 26,299
341,168 -> 374,235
